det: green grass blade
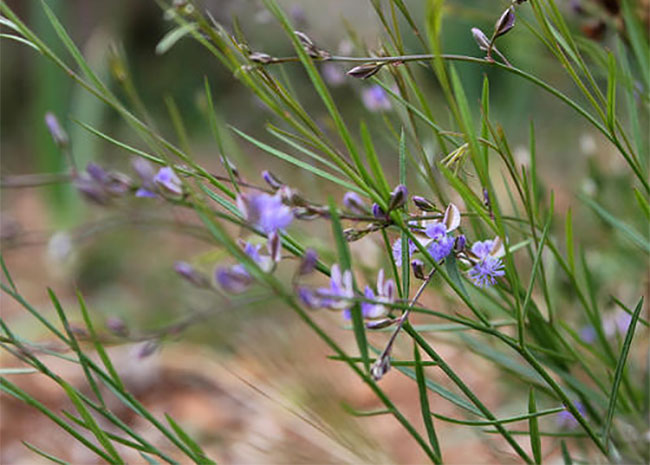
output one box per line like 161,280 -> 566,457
232,127 -> 364,193
165,414 -> 215,464
606,52 -> 616,131
156,23 -> 199,55
76,291 -> 125,391
412,341 -> 442,462
431,406 -> 564,426
560,440 -> 573,465
602,297 -> 644,450
579,194 -> 650,253
22,441 -> 70,465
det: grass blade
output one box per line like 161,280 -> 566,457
413,341 -> 442,461
602,297 -> 644,449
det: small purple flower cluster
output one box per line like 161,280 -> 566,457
389,201 -> 505,288
298,265 -> 396,321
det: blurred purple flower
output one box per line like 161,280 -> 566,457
467,238 -> 505,288
215,241 -> 278,294
360,269 -> 396,319
44,112 -> 68,148
343,191 -> 368,215
237,192 -> 293,233
154,167 -> 183,196
392,238 -> 418,267
556,402 -> 586,429
132,159 -> 157,198
322,62 -> 345,86
299,264 -> 354,315
362,85 -> 391,112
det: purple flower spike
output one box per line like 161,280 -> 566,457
154,167 -> 183,196
135,187 -> 157,198
362,85 -> 391,112
237,192 -> 293,234
467,238 -> 505,288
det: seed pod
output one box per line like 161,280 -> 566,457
411,259 -> 425,280
294,31 -> 331,60
493,7 -> 516,40
248,52 -> 274,64
346,62 -> 384,79
370,353 -> 391,381
412,195 -> 436,212
387,184 -> 408,213
366,318 -> 398,330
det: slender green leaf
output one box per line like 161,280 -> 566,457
580,194 -> 650,253
413,341 -> 441,460
528,389 -> 542,464
156,23 -> 199,55
232,127 -> 363,193
22,441 -> 70,465
602,297 -> 644,449
606,52 -> 616,131
165,414 -> 214,464
560,440 -> 573,465
431,406 -> 564,426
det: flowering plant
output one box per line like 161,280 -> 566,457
1,0 -> 648,463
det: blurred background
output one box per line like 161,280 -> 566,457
1,0 -> 647,463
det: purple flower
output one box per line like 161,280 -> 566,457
423,203 -> 461,262
360,269 -> 396,319
215,267 -> 252,294
322,63 -> 345,86
237,192 -> 293,234
174,261 -> 210,288
299,264 -> 354,314
154,167 -> 183,196
214,240 -> 279,293
392,238 -> 418,267
580,325 -> 597,343
362,85 -> 391,112
44,112 -> 68,148
343,191 -> 368,215
556,402 -> 586,429
132,159 -> 157,198
605,310 -> 632,338
467,238 -> 505,288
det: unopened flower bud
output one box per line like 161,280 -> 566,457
262,170 -> 284,190
387,184 -> 408,212
106,317 -> 129,337
411,259 -> 425,280
75,175 -> 111,205
412,195 -> 436,212
298,248 -> 318,276
455,234 -> 467,253
86,163 -> 109,184
494,7 -> 516,40
44,112 -> 68,148
105,172 -> 133,196
366,318 -> 398,330
343,191 -> 368,215
267,231 -> 282,263
371,353 -> 391,381
372,203 -> 385,219
346,62 -> 384,79
471,27 -> 491,52
174,261 -> 210,288
137,341 -> 159,359
215,266 -> 253,294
